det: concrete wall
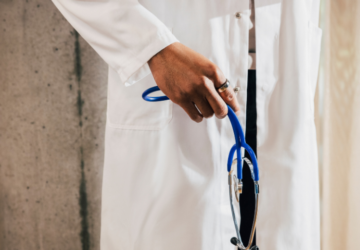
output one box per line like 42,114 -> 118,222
0,0 -> 107,249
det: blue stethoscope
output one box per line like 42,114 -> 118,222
142,86 -> 260,250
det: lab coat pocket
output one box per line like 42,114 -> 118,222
307,21 -> 322,118
107,68 -> 172,130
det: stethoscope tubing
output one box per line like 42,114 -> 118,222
143,85 -> 260,249
142,85 -> 259,182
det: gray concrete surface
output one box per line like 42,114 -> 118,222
0,0 -> 107,249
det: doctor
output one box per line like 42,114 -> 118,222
52,0 -> 322,249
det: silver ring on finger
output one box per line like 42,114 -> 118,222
217,79 -> 230,93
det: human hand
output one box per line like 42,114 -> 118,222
148,42 -> 240,123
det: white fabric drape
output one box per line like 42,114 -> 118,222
316,1 -> 360,249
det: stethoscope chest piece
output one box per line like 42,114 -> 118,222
228,158 -> 259,250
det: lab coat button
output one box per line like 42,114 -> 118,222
234,87 -> 241,93
235,12 -> 242,19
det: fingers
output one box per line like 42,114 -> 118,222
204,87 -> 228,119
148,43 -> 240,124
193,97 -> 214,118
179,72 -> 240,122
179,101 -> 203,123
206,65 -> 241,116
217,86 -> 241,115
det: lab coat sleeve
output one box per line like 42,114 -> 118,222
52,0 -> 179,85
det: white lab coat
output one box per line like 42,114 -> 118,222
52,0 -> 322,249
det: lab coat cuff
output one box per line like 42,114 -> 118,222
117,31 -> 179,86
